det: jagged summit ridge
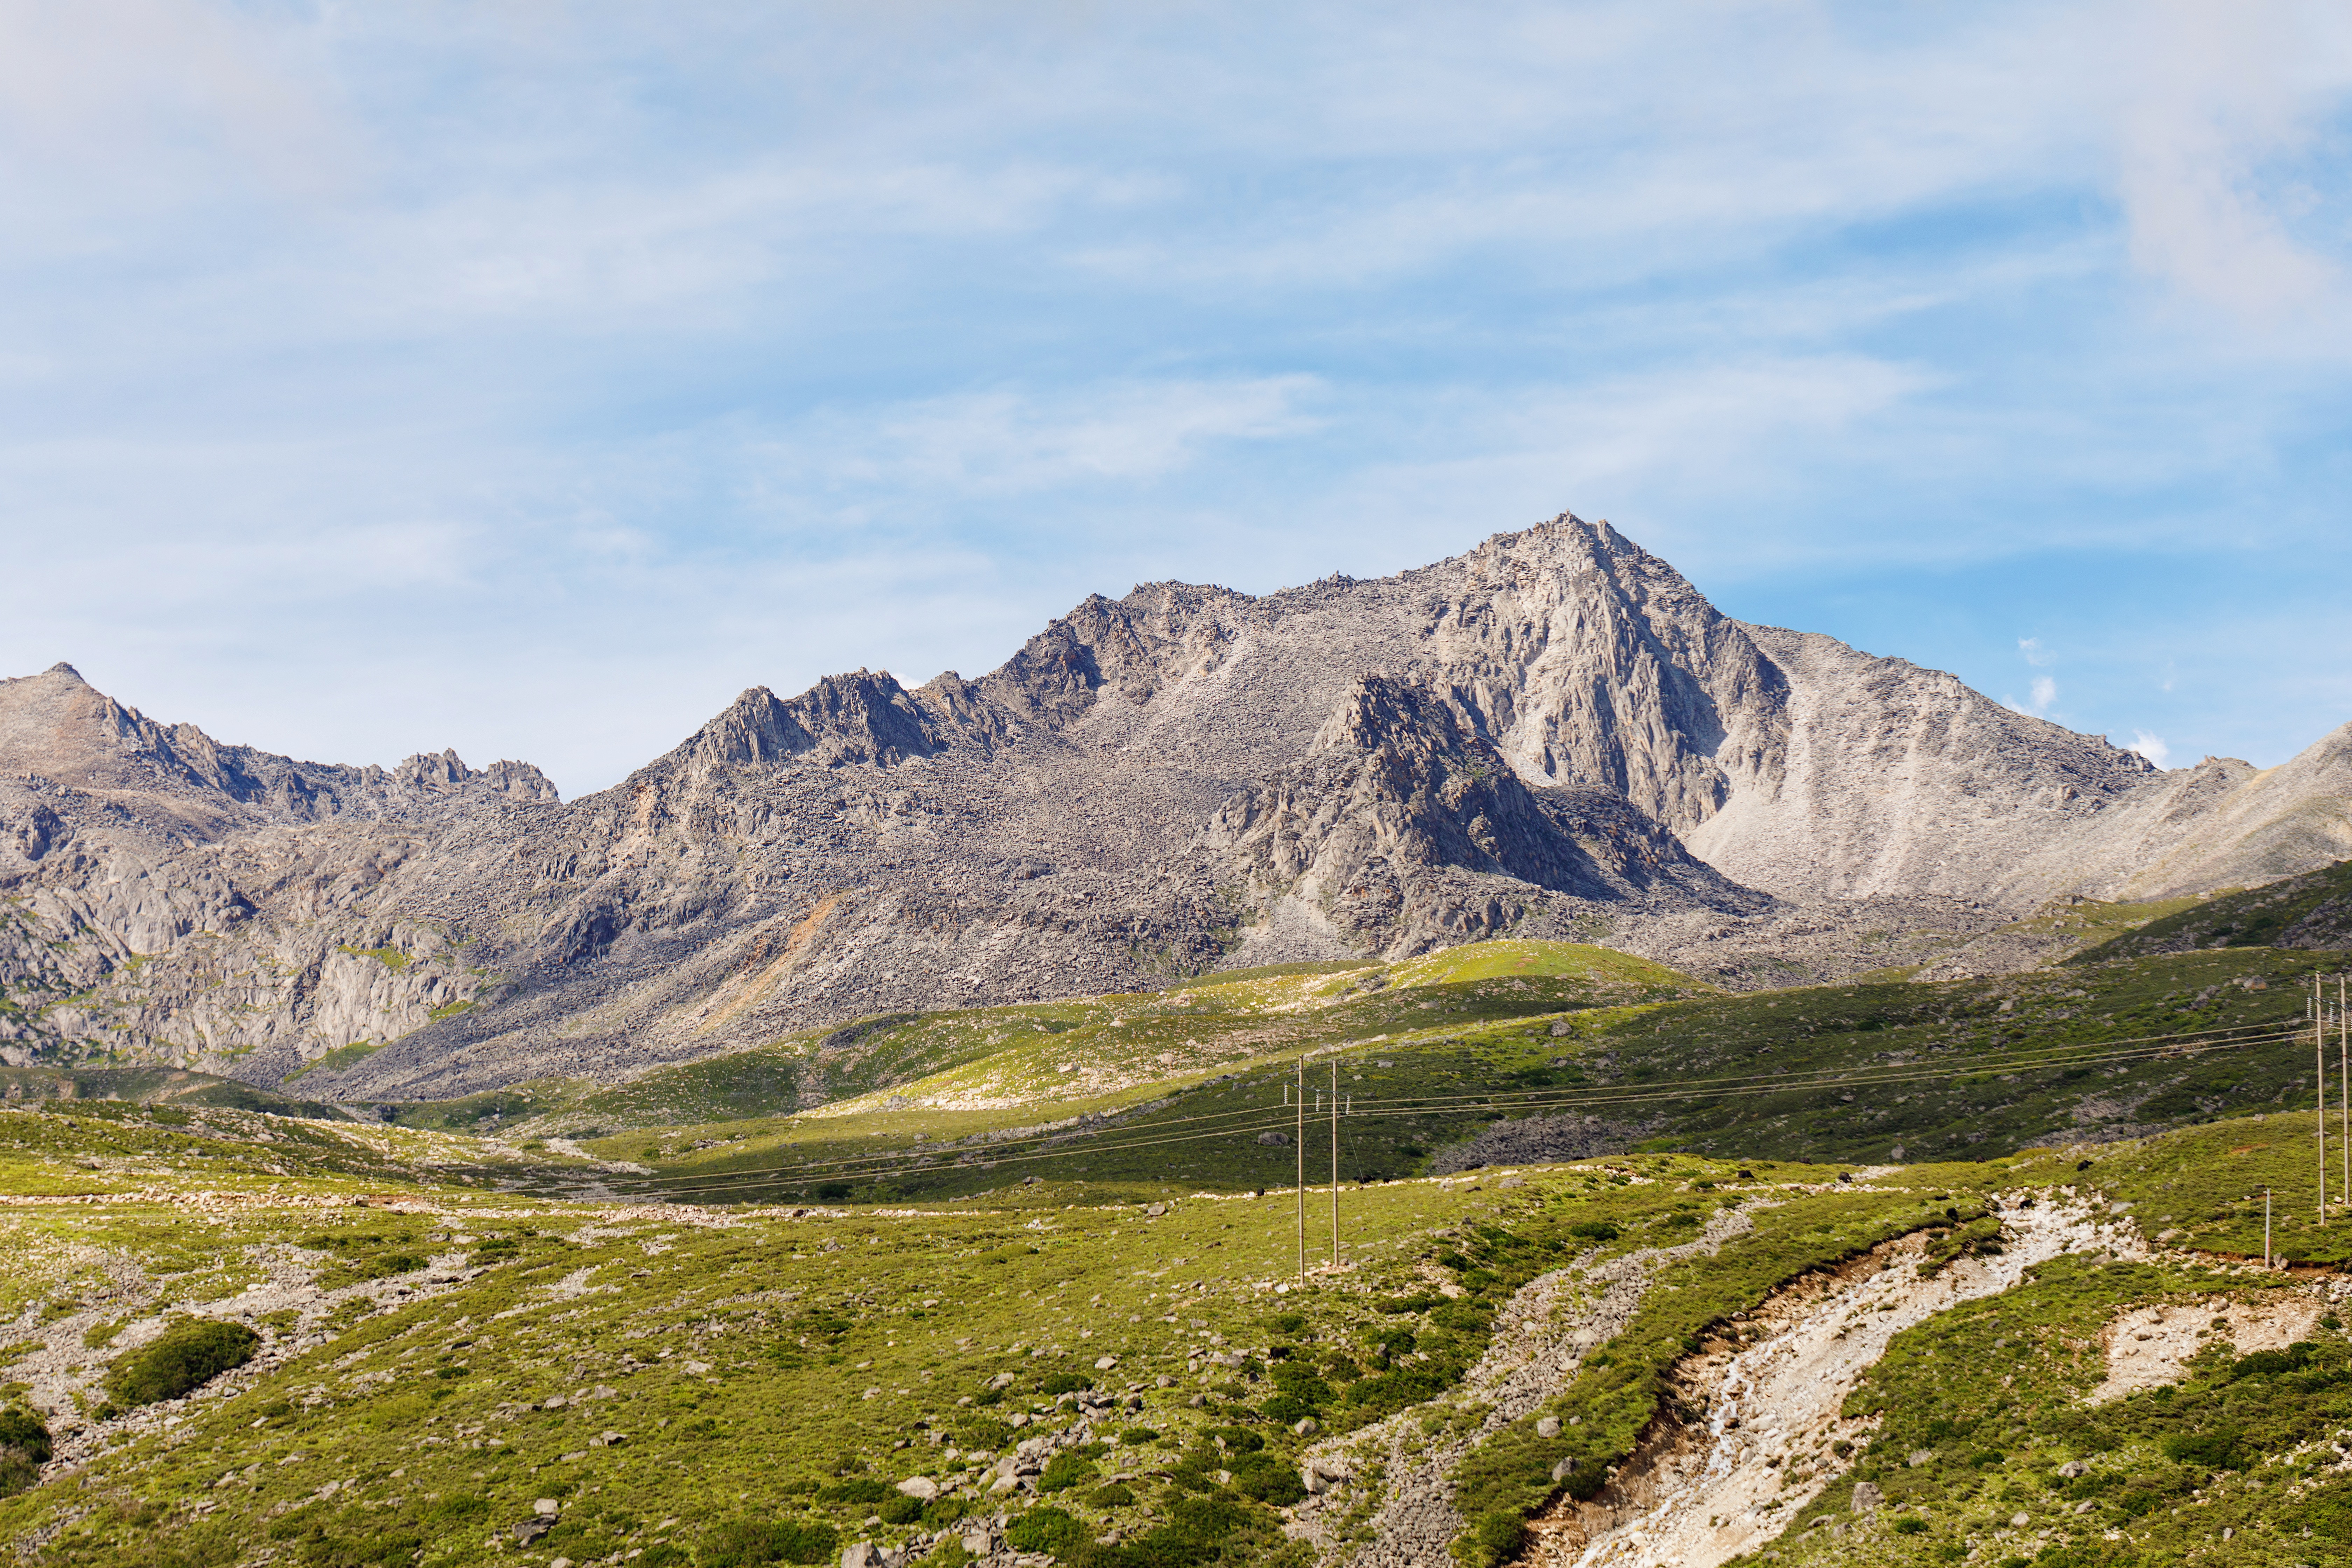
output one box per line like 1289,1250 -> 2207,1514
0,662 -> 559,820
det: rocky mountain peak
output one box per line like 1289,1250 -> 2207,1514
0,665 -> 556,820
385,749 -> 561,803
4,515 -> 2345,1100
680,668 -> 949,776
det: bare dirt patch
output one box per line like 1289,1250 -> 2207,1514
2088,1284 -> 2344,1402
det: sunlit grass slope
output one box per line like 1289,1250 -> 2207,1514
575,945 -> 2347,1210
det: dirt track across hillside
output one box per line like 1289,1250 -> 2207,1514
1294,1194 -> 2137,1568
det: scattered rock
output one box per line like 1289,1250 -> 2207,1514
1850,1481 -> 1883,1515
1535,1416 -> 1561,1438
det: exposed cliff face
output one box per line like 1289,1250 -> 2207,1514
1404,525 -> 1792,837
0,515 -> 2342,1100
0,666 -> 556,1076
1209,675 -> 1760,953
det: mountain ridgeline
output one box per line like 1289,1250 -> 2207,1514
2,515 -> 2348,1100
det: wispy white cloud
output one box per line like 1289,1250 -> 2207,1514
2019,637 -> 2055,667
747,377 -> 1326,507
0,0 -> 2349,792
2107,0 -> 2352,331
2003,674 -> 2061,719
2124,729 -> 2174,767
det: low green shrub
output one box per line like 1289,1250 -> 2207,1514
1004,1505 -> 1085,1555
1456,1511 -> 1525,1568
1038,1452 -> 1099,1492
700,1519 -> 839,1566
104,1319 -> 260,1408
0,1404 -> 52,1498
2160,1429 -> 2243,1471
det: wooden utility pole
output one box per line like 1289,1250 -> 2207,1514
1330,1058 -> 1341,1270
2340,976 -> 2347,1216
2266,1187 -> 2274,1269
2321,976 -> 2329,1225
1296,1058 -> 1306,1283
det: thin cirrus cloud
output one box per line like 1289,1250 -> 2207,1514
2110,0 -> 2352,332
747,377 -> 1328,507
0,1 -> 2348,796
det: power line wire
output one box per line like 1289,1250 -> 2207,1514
631,1020 -> 2312,1199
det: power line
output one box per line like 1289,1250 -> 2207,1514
630,1019 -> 2313,1200
642,1013 -> 2297,1188
632,1024 -> 2310,1197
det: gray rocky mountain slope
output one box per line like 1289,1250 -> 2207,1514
1,516 -> 2343,1101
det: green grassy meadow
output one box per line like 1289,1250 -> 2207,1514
6,895 -> 2352,1567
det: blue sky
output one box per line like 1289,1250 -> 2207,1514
2,1 -> 2349,795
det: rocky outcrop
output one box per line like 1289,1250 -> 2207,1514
681,671 -> 950,774
1209,675 -> 1759,952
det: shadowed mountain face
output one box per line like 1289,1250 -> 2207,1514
0,516 -> 2343,1100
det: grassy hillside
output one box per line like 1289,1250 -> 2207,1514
2073,857 -> 2352,963
0,1098 -> 1889,1568
1,1065 -> 362,1122
570,944 -> 2343,1210
354,941 -> 1695,1144
11,931 -> 2352,1567
13,1101 -> 2352,1568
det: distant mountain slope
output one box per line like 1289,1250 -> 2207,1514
2070,857 -> 2352,964
1,515 -> 2346,1100
0,662 -> 556,822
